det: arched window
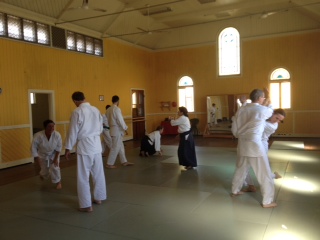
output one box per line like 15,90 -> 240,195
178,76 -> 194,112
269,68 -> 291,109
218,27 -> 240,76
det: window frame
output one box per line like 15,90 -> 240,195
269,68 -> 291,109
218,27 -> 241,76
0,11 -> 103,57
178,76 -> 195,112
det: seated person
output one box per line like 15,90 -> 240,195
140,126 -> 164,157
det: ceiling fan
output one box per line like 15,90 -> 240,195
67,0 -> 107,13
260,9 -> 288,19
136,5 -> 168,35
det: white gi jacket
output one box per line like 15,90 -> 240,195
147,131 -> 161,152
31,130 -> 62,162
262,121 -> 278,152
170,115 -> 190,133
65,102 -> 103,155
235,103 -> 273,157
106,104 -> 128,137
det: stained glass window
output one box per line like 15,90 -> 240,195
270,68 -> 291,109
178,76 -> 194,112
218,27 -> 240,76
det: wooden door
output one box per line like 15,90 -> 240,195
132,90 -> 146,140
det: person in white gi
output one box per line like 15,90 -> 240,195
31,119 -> 62,190
231,89 -> 277,208
240,108 -> 286,192
139,126 -> 164,157
170,107 -> 197,170
105,95 -> 134,169
101,104 -> 112,154
65,91 -> 107,213
245,108 -> 286,188
210,103 -> 217,126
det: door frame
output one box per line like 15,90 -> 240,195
28,89 -> 55,143
131,88 -> 146,140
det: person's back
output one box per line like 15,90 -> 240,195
231,88 -> 277,208
105,95 -> 133,168
106,104 -> 127,137
237,103 -> 271,141
76,103 -> 102,138
64,91 -> 106,212
68,102 -> 102,155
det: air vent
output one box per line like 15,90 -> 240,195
142,7 -> 172,16
198,0 -> 216,4
51,26 -> 66,49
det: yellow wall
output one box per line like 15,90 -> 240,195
154,32 -> 320,135
0,31 -> 320,168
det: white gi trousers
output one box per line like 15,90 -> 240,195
102,129 -> 112,150
242,139 -> 278,185
39,158 -> 61,183
77,153 -> 107,208
232,153 -> 275,205
107,134 -> 127,165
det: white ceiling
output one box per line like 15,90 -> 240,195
0,0 -> 320,50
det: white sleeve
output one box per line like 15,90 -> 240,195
154,132 -> 161,151
116,108 -> 128,131
65,111 -> 79,150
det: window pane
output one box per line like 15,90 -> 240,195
185,87 -> 194,112
30,93 -> 36,104
271,68 -> 290,80
7,15 -> 22,39
179,76 -> 193,86
179,89 -> 186,107
132,92 -> 137,104
86,36 -> 94,54
23,19 -> 36,42
67,31 -> 76,50
76,34 -> 85,52
94,39 -> 102,56
270,83 -> 280,108
219,27 -> 240,76
0,13 -> 6,36
37,23 -> 49,44
281,82 -> 291,108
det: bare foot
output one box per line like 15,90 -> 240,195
93,200 -> 102,205
122,162 -> 134,166
274,171 -> 282,179
105,165 -> 117,169
242,185 -> 256,192
262,202 -> 277,208
79,207 -> 93,212
56,182 -> 62,190
231,191 -> 244,197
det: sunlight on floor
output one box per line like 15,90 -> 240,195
269,151 -> 318,163
271,141 -> 304,150
282,176 -> 318,193
271,231 -> 302,240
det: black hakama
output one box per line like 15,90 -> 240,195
140,135 -> 156,156
178,130 -> 197,168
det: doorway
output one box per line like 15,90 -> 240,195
131,89 -> 145,140
28,90 -> 55,141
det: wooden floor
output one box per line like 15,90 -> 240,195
1,135 -> 319,186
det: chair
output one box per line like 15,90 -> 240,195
190,118 -> 200,135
